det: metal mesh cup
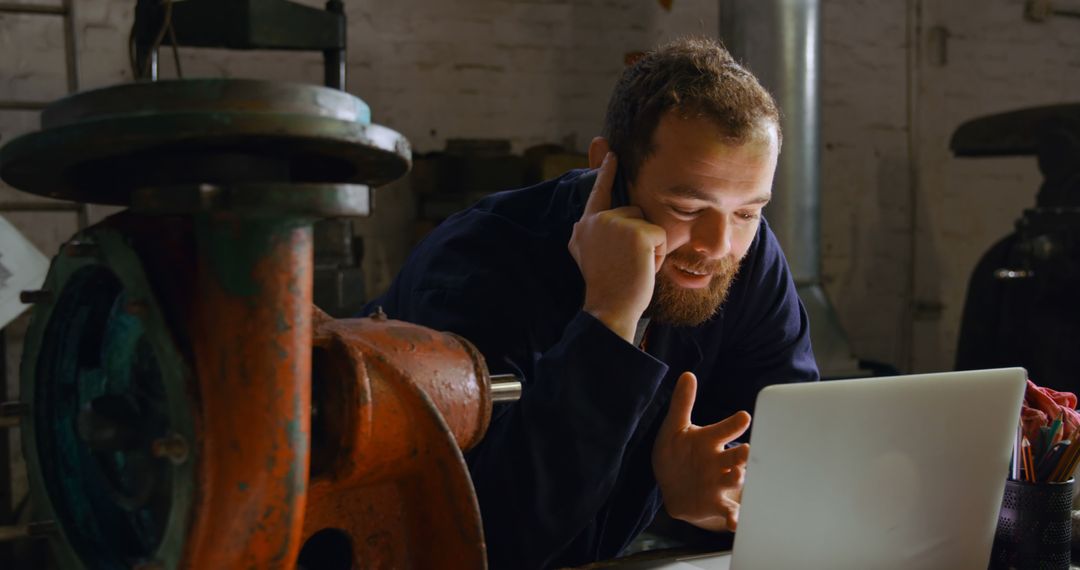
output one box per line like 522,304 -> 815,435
990,478 -> 1073,570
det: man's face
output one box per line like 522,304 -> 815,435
629,112 -> 779,326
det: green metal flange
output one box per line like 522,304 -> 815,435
20,226 -> 196,570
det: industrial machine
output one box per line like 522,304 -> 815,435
953,104 -> 1080,395
0,2 -> 518,568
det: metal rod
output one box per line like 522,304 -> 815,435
0,100 -> 50,111
0,3 -> 66,15
0,521 -> 57,543
0,330 -> 9,528
61,0 -> 79,94
489,374 -> 521,403
0,525 -> 29,543
0,201 -> 82,212
323,0 -> 346,90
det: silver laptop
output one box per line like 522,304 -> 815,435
616,368 -> 1028,570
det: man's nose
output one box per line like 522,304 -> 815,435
691,214 -> 732,259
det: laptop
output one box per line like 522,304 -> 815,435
616,368 -> 1028,570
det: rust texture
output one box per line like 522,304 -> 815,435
68,214 -> 492,568
182,217 -> 313,569
304,311 -> 492,568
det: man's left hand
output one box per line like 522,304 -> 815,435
652,371 -> 752,532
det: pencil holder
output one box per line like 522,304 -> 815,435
990,478 -> 1073,570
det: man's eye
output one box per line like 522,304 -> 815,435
671,206 -> 702,216
737,211 -> 760,221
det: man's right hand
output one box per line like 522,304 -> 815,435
568,152 -> 667,343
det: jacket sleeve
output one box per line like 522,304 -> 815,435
395,270 -> 670,569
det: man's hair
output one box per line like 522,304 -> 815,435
601,36 -> 782,184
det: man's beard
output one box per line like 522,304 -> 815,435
647,250 -> 741,327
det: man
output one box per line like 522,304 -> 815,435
363,37 -> 818,569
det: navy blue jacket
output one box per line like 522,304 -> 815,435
363,169 -> 819,569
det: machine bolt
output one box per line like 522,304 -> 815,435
151,432 -> 189,465
19,289 -> 51,304
0,520 -> 57,543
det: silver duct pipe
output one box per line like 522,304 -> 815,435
719,0 -> 863,378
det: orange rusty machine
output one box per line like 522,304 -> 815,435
0,78 -> 519,568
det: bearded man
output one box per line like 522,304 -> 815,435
361,37 -> 819,569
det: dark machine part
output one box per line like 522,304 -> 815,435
0,79 -> 409,206
132,0 -> 347,88
131,0 -> 368,315
4,214 -> 503,569
0,72 -> 493,568
954,104 -> 1080,393
313,218 -> 366,317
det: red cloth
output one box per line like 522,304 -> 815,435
1022,380 -> 1080,442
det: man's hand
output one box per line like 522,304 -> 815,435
568,152 -> 667,342
653,372 -> 752,532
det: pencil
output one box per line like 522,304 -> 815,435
1051,439 -> 1080,482
1022,438 -> 1035,482
1058,442 -> 1080,483
1050,412 -> 1064,446
1013,423 -> 1022,480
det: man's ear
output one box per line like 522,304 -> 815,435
588,137 -> 611,170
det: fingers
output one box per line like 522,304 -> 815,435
582,152 -> 616,216
715,443 -> 750,471
693,496 -> 741,533
711,482 -> 744,531
723,499 -> 741,531
658,372 -> 698,439
705,446 -> 747,493
697,410 -> 752,448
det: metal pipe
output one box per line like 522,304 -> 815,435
719,0 -> 864,378
183,217 -> 312,567
0,3 -> 65,15
0,201 -> 82,212
719,0 -> 821,282
902,0 -> 923,370
0,521 -> 57,543
61,0 -> 79,93
0,101 -> 50,111
323,0 -> 346,90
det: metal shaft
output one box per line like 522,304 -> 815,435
490,374 -> 522,403
0,521 -> 56,543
